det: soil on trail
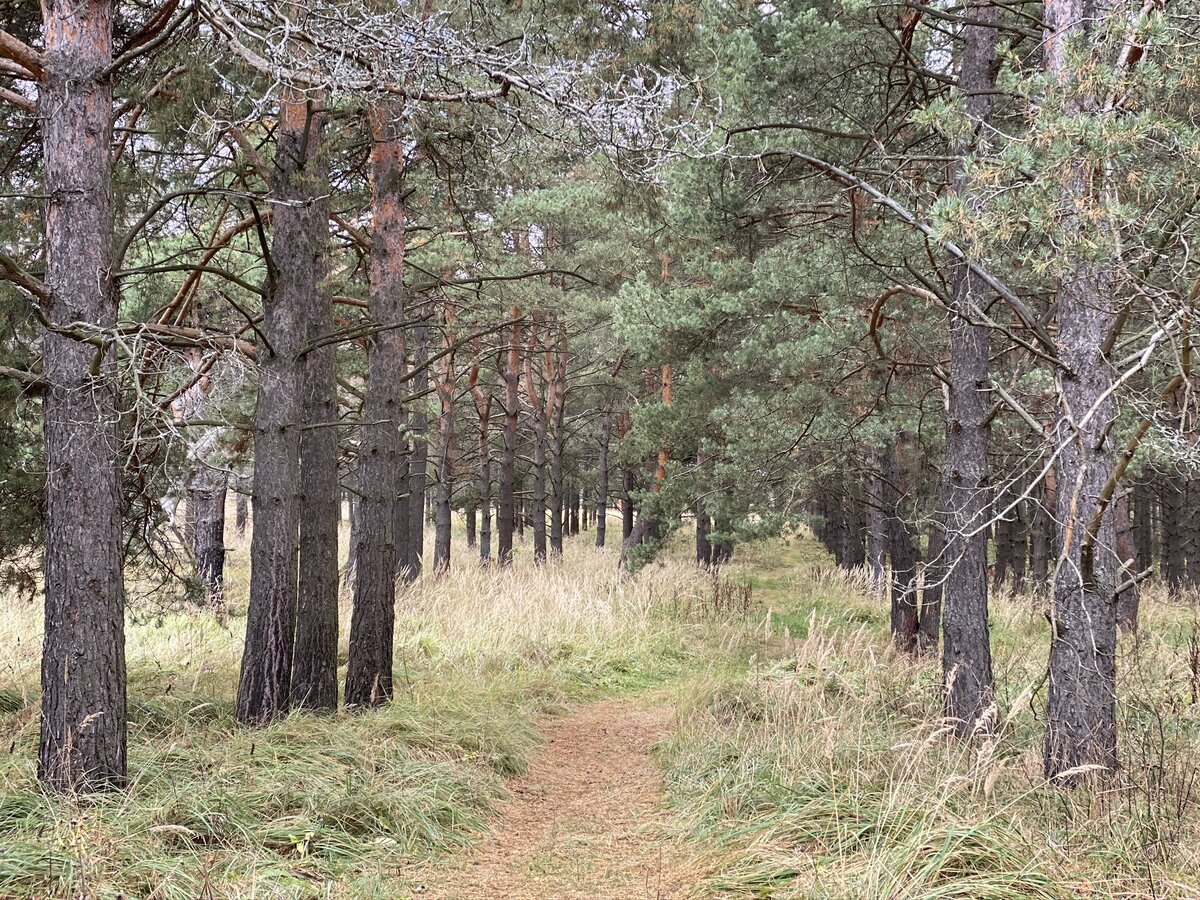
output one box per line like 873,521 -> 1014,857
407,698 -> 693,900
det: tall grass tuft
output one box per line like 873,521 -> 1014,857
664,554 -> 1200,898
0,522 -> 747,898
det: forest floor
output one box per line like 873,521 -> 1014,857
5,525 -> 1200,897
403,697 -> 690,900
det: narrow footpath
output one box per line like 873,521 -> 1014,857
405,698 -> 692,900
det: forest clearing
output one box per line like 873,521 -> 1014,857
6,0 -> 1200,897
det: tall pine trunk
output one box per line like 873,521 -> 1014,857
38,0 -> 127,790
939,0 -> 998,735
401,312 -> 429,581
866,460 -> 887,595
884,441 -> 920,653
432,310 -> 457,574
469,357 -> 493,564
238,91 -> 325,727
291,104 -> 337,712
1042,0 -> 1122,783
345,108 -> 407,709
497,311 -> 521,564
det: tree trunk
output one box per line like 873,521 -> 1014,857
918,515 -> 944,655
569,487 -> 581,536
238,90 -> 326,727
1131,475 -> 1154,578
291,105 -> 338,713
1185,480 -> 1200,588
622,468 -> 635,543
939,0 -> 997,735
1010,489 -> 1029,594
993,506 -> 1012,590
867,461 -> 887,594
525,321 -> 549,564
497,311 -> 521,564
38,0 -> 127,790
401,314 -> 429,581
696,501 -> 713,567
190,468 -> 228,605
1115,491 -> 1140,636
884,442 -> 920,654
1043,0 -> 1121,781
432,311 -> 457,575
1161,475 -> 1185,592
595,414 -> 610,548
844,487 -> 866,568
345,108 -> 407,709
235,490 -> 249,537
1030,477 -> 1053,591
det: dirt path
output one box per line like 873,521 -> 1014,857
406,698 -> 692,900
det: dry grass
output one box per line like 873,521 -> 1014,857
664,538 -> 1200,898
0,514 -> 755,899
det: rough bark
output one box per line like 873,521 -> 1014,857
939,0 -> 998,735
190,468 -> 228,605
38,0 -> 128,791
884,442 -> 920,654
291,105 -> 338,713
595,413 -> 610,548
345,108 -> 407,709
1042,0 -> 1122,783
497,310 -> 521,564
238,90 -> 325,727
432,309 -> 457,574
401,311 -> 429,581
